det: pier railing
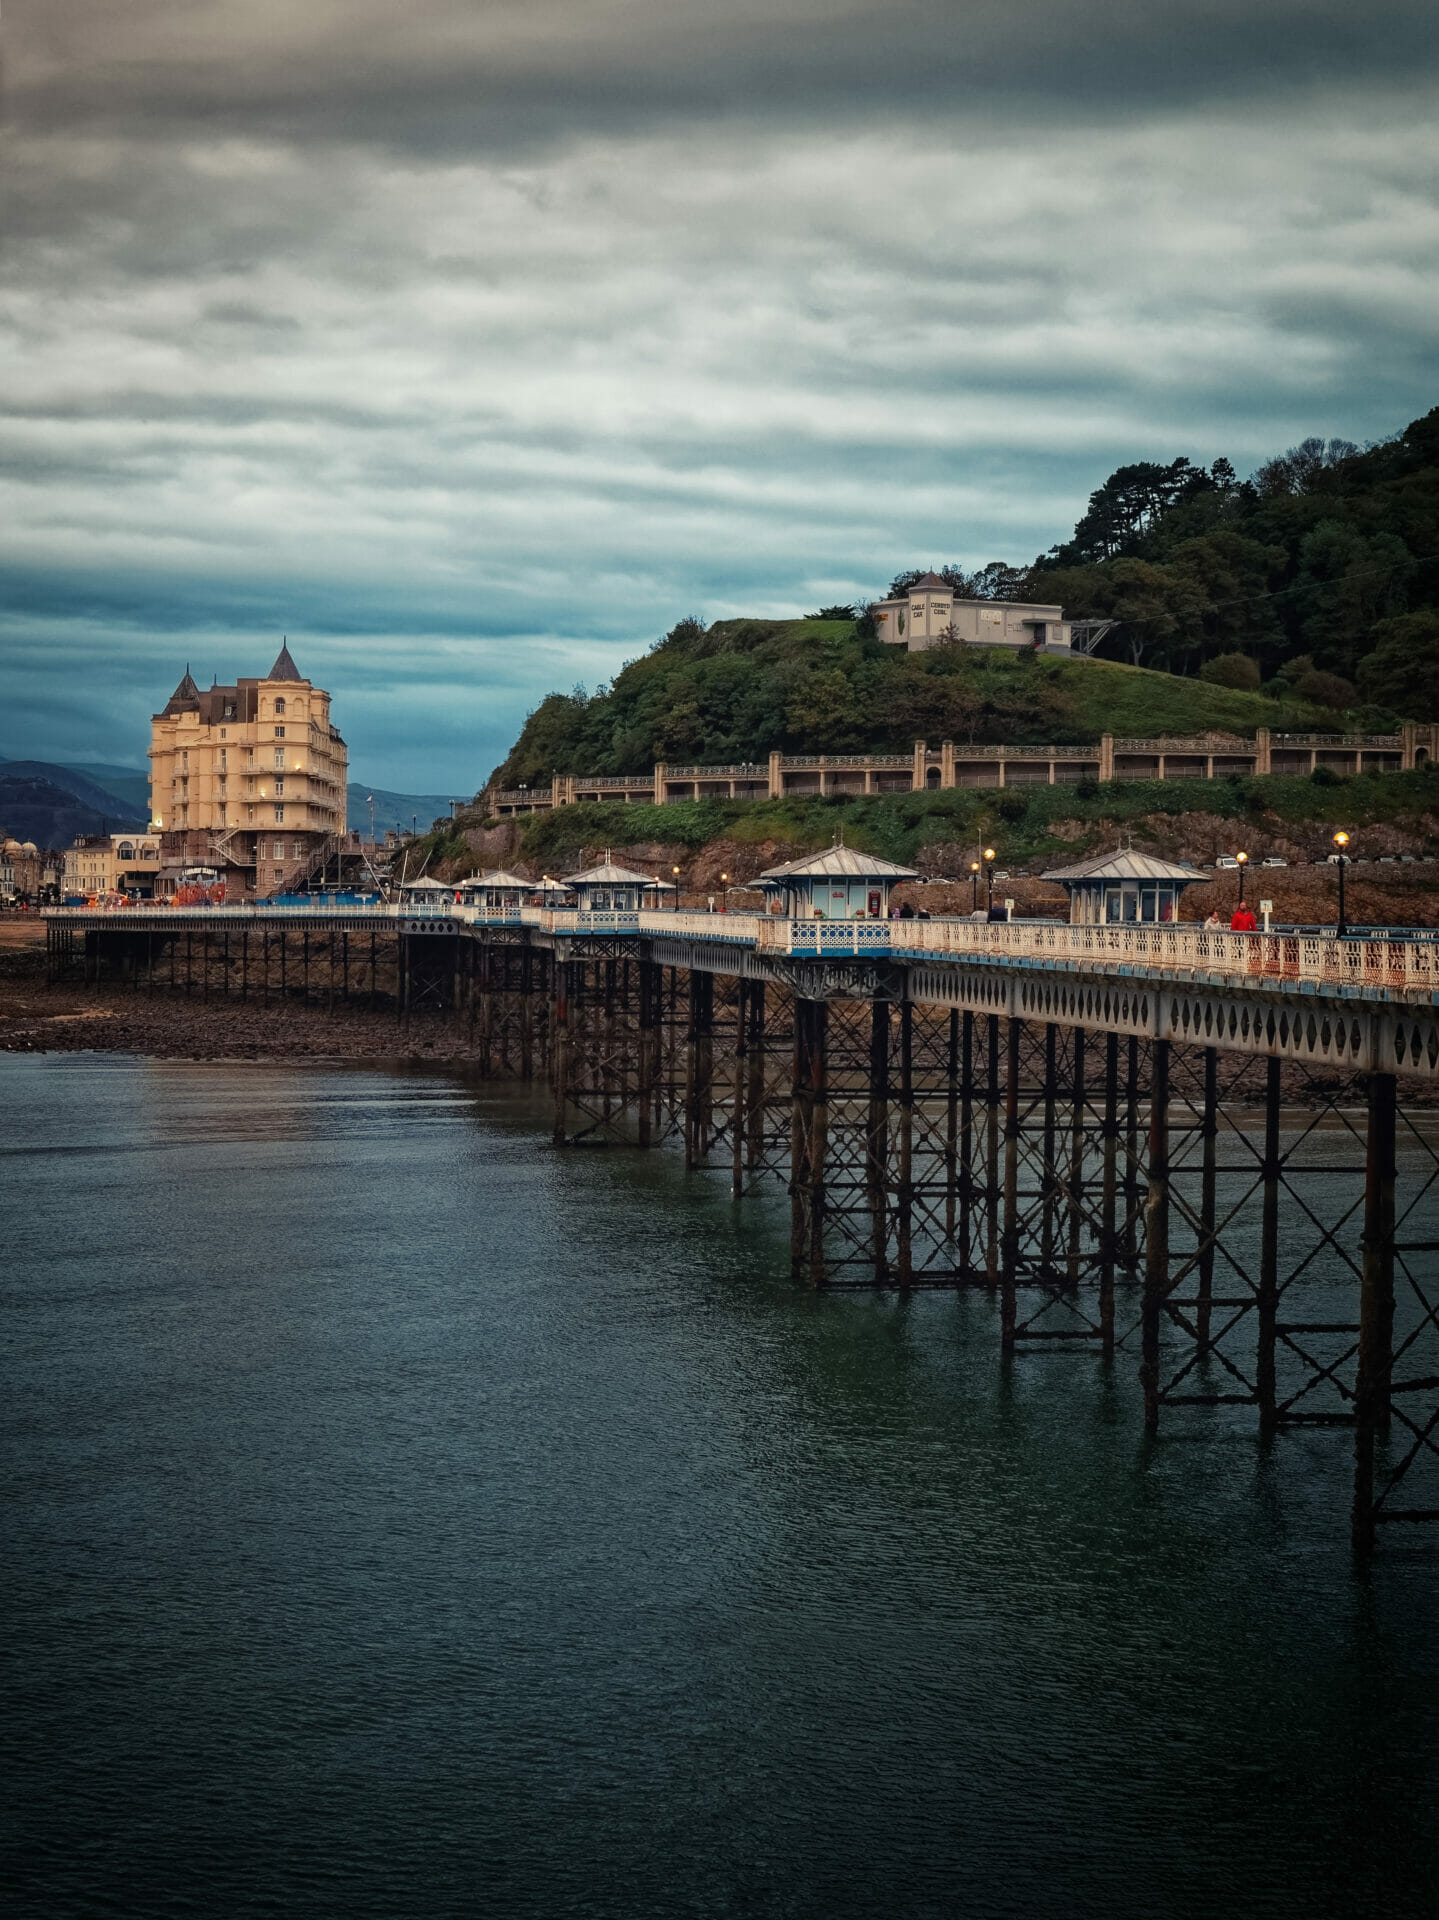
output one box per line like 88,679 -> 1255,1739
41,900 -> 1439,998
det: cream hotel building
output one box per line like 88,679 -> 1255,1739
149,644 -> 347,896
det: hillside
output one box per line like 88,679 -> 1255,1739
0,760 -> 149,845
1027,404 -> 1439,704
492,621 -> 1329,790
491,402 -> 1438,791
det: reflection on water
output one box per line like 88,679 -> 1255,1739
3,1054 -> 1437,1920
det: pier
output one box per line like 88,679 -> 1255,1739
46,899 -> 1439,1552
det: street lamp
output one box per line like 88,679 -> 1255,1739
970,859 -> 981,912
1234,849 -> 1248,906
1333,830 -> 1350,936
983,846 -> 997,914
720,871 -> 729,914
672,863 -> 681,911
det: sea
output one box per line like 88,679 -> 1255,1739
3,1053 -> 1437,1918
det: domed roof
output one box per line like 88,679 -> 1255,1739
3,838 -> 21,853
20,841 -> 38,854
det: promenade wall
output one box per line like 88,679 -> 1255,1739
487,723 -> 1438,817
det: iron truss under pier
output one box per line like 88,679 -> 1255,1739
48,902 -> 1439,1553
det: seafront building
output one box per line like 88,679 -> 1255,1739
62,832 -> 162,900
148,644 -> 347,897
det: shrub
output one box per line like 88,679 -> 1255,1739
1294,667 -> 1357,710
1311,764 -> 1342,788
1200,652 -> 1261,691
997,791 -> 1030,822
1074,776 -> 1100,800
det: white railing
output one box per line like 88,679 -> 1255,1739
880,917 -> 1439,996
41,901 -> 1439,997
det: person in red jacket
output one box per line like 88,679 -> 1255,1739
1230,903 -> 1258,932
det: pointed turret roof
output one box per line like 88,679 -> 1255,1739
267,641 -> 303,682
908,571 -> 952,592
161,667 -> 202,716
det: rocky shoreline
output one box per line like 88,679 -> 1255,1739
0,946 -> 477,1062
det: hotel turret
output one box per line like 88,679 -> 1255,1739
148,644 -> 348,897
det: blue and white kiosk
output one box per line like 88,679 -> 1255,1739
562,854 -> 674,913
458,869 -> 532,914
1041,848 -> 1208,926
757,842 -> 919,919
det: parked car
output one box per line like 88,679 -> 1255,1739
1261,856 -> 1287,868
1216,855 -> 1239,869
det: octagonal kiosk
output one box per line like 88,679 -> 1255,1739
757,842 -> 919,921
562,853 -> 672,928
1041,848 -> 1207,925
458,869 -> 532,920
755,842 -> 919,955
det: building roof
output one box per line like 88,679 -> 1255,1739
161,668 -> 202,716
1040,849 -> 1205,886
267,641 -> 303,682
563,856 -> 663,886
458,869 -> 532,890
758,843 -> 919,884
908,571 -> 953,593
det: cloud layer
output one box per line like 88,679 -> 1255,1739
3,2 -> 1437,788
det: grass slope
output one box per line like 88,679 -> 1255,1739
492,767 -> 1439,872
493,616 -> 1329,789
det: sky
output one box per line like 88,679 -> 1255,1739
2,1 -> 1437,792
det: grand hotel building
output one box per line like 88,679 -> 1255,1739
148,643 -> 348,896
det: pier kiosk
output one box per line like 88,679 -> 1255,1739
757,843 -> 918,918
1041,848 -> 1208,925
458,870 -> 533,914
562,855 -> 674,913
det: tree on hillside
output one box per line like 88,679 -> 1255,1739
1254,437 -> 1360,498
1292,523 -> 1414,678
1048,457 -> 1217,565
1356,612 -> 1439,720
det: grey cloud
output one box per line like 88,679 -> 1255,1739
1,6 -> 1436,789
9,0 -> 1438,150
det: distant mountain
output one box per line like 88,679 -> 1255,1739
59,762 -> 153,819
0,755 -> 456,844
347,783 -> 458,837
0,760 -> 149,846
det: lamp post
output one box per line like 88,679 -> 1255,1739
672,863 -> 681,912
983,846 -> 997,915
970,859 -> 981,912
720,871 -> 729,914
1235,849 -> 1248,906
1333,830 -> 1350,936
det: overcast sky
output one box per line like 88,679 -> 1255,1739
3,1 -> 1437,791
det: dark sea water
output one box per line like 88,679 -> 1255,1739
3,1053 -> 1437,1920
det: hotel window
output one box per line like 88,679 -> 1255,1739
274,748 -> 285,768
274,869 -> 284,884
274,726 -> 285,740
273,805 -> 285,824
247,806 -> 255,822
273,778 -> 284,796
272,840 -> 284,858
274,698 -> 286,715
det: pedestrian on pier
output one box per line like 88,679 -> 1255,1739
1230,903 -> 1258,932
